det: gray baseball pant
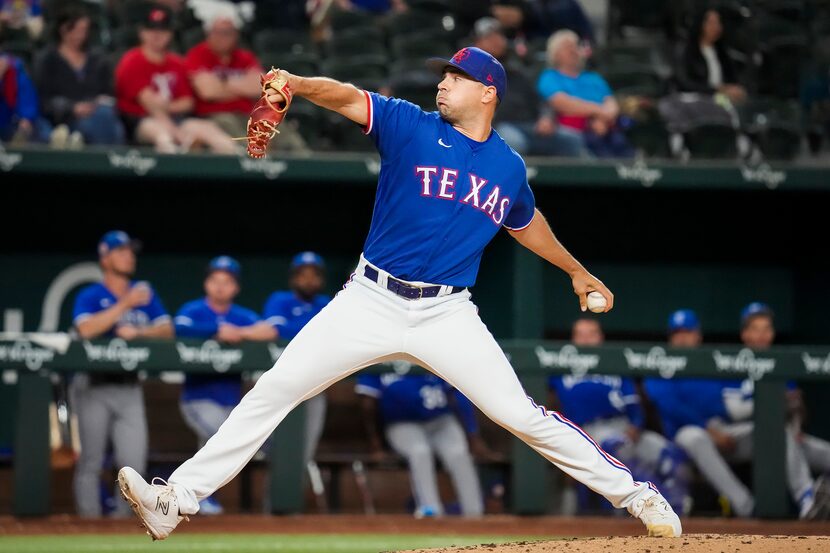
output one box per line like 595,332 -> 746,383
72,376 -> 147,517
385,413 -> 484,517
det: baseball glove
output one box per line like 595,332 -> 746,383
245,68 -> 293,159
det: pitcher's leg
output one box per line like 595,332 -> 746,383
409,300 -> 649,510
169,283 -> 402,514
428,415 -> 484,516
386,421 -> 443,515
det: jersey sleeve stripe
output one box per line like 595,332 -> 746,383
265,315 -> 288,327
362,90 -> 373,135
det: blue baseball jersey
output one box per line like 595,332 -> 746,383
262,291 -> 331,340
175,298 -> 260,406
355,373 -> 478,433
549,374 -> 644,427
72,282 -> 169,336
644,378 -> 744,439
361,91 -> 536,287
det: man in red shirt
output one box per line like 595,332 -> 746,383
185,7 -> 308,153
115,4 -> 236,154
184,9 -> 260,138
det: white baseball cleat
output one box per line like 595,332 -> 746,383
117,466 -> 188,541
628,492 -> 683,537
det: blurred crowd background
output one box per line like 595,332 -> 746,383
1,0 -> 830,161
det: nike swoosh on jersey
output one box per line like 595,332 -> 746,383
438,138 -> 452,148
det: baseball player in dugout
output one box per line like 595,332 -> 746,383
262,252 -> 332,466
71,231 -> 173,517
356,363 -> 497,518
646,307 -> 830,519
118,47 -> 683,540
174,256 -> 276,515
549,317 -> 691,515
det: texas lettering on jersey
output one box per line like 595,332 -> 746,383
415,167 -> 510,226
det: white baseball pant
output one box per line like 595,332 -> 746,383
168,256 -> 655,514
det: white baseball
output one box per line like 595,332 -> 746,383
586,291 -> 607,313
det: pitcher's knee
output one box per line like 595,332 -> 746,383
675,425 -> 709,451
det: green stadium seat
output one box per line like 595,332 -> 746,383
329,8 -> 378,32
322,56 -> 388,86
625,107 -> 671,158
110,26 -> 139,50
324,35 -> 387,60
178,27 -> 205,52
391,33 -> 454,61
332,25 -> 385,45
602,65 -> 665,98
684,123 -> 738,159
388,10 -> 449,39
258,52 -> 319,76
741,98 -> 803,161
253,29 -> 314,56
286,100 -> 325,147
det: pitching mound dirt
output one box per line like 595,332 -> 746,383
399,534 -> 830,553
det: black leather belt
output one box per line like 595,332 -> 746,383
363,266 -> 465,300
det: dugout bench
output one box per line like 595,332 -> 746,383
2,336 -> 829,519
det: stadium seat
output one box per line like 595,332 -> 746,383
258,52 -> 320,76
758,38 -> 807,98
388,10 -> 451,39
602,65 -> 665,98
625,107 -> 672,158
179,27 -> 205,52
287,100 -> 325,147
322,56 -> 388,89
329,8 -> 377,32
110,26 -> 139,50
741,98 -> 803,161
684,123 -> 738,159
324,35 -> 387,60
253,29 -> 314,56
332,25 -> 385,45
391,33 -> 454,62
391,75 -> 438,111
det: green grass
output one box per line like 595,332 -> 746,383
0,534 -> 542,553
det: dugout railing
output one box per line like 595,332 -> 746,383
2,336 -> 828,519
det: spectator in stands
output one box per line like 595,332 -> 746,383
473,17 -> 585,157
185,7 -> 262,139
34,5 -> 125,146
0,0 -> 43,40
0,41 -> 50,144
71,230 -> 173,517
115,3 -> 236,154
262,252 -> 331,465
676,8 -> 746,105
537,29 -> 633,158
356,363 -> 494,517
548,317 -> 690,514
174,255 -> 276,515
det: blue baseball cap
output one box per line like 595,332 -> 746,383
741,302 -> 773,327
668,309 -> 700,333
426,46 -> 507,101
207,255 -> 241,279
98,230 -> 141,257
290,251 -> 324,271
